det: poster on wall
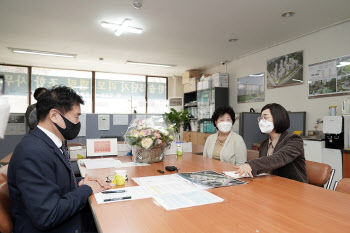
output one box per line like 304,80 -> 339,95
267,50 -> 303,88
308,54 -> 350,97
237,73 -> 265,103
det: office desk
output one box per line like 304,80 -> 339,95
80,153 -> 350,233
0,153 -> 12,165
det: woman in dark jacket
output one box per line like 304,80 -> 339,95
235,103 -> 308,183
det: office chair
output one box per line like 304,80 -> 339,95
305,160 -> 335,189
334,178 -> 350,194
0,165 -> 12,233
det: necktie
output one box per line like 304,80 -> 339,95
60,144 -> 78,188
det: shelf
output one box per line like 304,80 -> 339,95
184,104 -> 198,107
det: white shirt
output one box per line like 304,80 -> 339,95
37,125 -> 63,152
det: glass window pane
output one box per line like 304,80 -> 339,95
147,77 -> 167,113
0,65 -> 29,113
31,67 -> 92,113
95,72 -> 146,113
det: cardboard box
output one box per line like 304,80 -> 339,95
69,146 -> 87,159
184,83 -> 196,93
202,80 -> 212,89
212,73 -> 229,87
182,71 -> 201,84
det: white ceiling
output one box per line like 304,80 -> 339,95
1,0 -> 350,77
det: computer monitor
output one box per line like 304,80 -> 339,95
86,138 -> 118,157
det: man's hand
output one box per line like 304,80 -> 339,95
78,174 -> 112,190
82,180 -> 108,194
234,164 -> 253,178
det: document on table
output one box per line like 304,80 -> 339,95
223,171 -> 267,178
153,190 -> 224,210
83,158 -> 123,169
132,174 -> 188,186
95,181 -> 201,204
121,162 -> 150,168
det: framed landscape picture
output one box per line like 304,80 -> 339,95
237,72 -> 265,103
267,50 -> 303,88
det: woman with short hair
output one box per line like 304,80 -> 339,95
203,106 -> 247,165
235,103 -> 308,183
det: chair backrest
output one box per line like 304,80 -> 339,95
335,178 -> 350,194
0,165 -> 12,233
247,150 -> 259,161
305,160 -> 333,187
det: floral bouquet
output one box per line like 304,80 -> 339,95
124,116 -> 175,163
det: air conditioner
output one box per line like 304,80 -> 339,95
168,97 -> 183,112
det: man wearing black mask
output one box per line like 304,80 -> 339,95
8,86 -> 111,233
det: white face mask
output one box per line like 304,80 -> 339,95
217,122 -> 232,133
258,120 -> 274,134
0,77 -> 10,139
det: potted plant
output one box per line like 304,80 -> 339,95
165,108 -> 190,141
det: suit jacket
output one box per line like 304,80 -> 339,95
247,131 -> 308,183
8,127 -> 92,233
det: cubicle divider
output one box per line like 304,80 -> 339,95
0,113 -> 163,160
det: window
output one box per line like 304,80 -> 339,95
95,72 -> 146,113
31,67 -> 92,113
147,77 -> 167,113
0,65 -> 29,113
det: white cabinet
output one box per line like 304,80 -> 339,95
303,140 -> 325,163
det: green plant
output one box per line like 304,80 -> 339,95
165,108 -> 190,133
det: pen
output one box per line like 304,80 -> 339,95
101,190 -> 126,194
103,196 -> 132,202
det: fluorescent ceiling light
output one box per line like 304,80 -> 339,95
126,61 -> 175,68
8,47 -> 76,58
249,74 -> 264,77
101,19 -> 143,36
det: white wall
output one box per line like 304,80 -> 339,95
168,75 -> 184,100
203,20 -> 350,133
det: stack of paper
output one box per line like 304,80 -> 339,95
84,158 -> 122,169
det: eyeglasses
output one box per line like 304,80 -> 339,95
257,116 -> 271,122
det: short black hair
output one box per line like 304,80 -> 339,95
212,106 -> 236,129
33,87 -> 47,100
261,103 -> 290,133
36,86 -> 84,122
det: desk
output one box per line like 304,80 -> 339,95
80,153 -> 350,233
0,153 -> 12,165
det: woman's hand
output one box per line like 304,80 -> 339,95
233,164 -> 253,178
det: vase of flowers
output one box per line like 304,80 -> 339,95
125,117 -> 175,163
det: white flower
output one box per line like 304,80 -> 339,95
141,138 -> 153,149
163,130 -> 169,136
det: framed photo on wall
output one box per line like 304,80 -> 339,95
308,54 -> 350,98
267,50 -> 303,88
237,72 -> 265,103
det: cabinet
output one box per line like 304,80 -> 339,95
197,133 -> 211,146
303,140 -> 324,163
343,151 -> 350,178
183,131 -> 206,145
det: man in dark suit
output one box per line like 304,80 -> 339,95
8,86 -> 110,233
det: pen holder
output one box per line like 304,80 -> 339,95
113,174 -> 125,186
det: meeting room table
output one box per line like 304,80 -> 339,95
78,153 -> 350,233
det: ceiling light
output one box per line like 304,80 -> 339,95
126,61 -> 175,68
292,79 -> 303,83
101,19 -> 143,36
281,11 -> 295,17
8,47 -> 76,58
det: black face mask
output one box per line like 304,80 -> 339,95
54,112 -> 81,140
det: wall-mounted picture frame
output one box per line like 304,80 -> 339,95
267,50 -> 303,88
237,72 -> 265,103
308,54 -> 350,98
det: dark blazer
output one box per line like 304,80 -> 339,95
247,131 -> 308,183
7,127 -> 92,233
